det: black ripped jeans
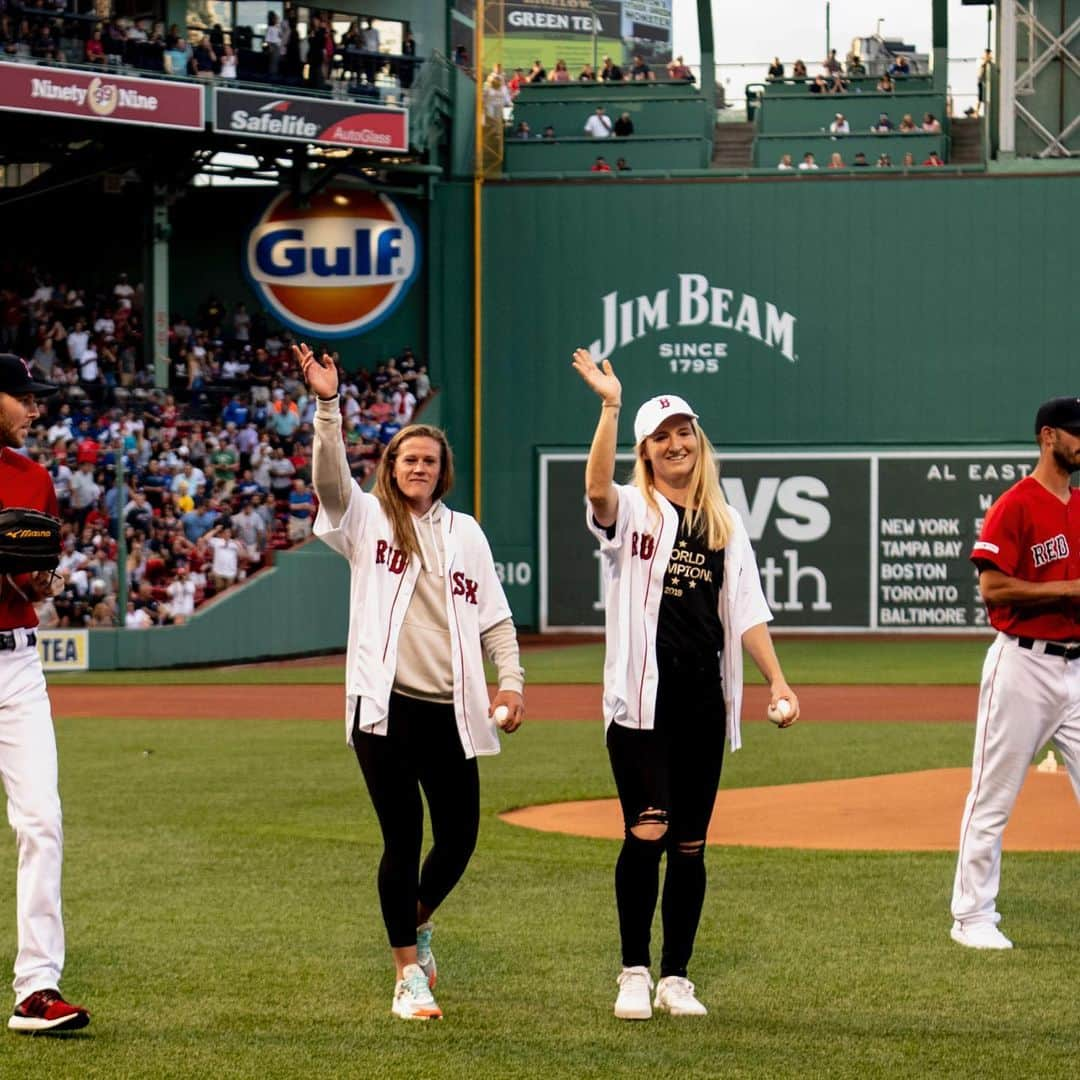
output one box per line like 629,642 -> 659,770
606,650 -> 726,977
352,693 -> 480,949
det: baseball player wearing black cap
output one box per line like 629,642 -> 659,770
951,396 -> 1080,950
0,354 -> 90,1032
572,349 -> 799,1019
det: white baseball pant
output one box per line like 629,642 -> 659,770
951,632 -> 1080,926
0,630 -> 65,1002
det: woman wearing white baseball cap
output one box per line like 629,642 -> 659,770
572,347 -> 799,1020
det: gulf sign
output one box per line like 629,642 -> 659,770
0,60 -> 203,130
245,189 -> 421,339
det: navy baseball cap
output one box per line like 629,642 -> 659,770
1035,396 -> 1080,434
0,353 -> 59,397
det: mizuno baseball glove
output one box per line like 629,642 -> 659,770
0,507 -> 62,574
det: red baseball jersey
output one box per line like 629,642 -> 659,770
0,447 -> 59,630
970,476 -> 1080,640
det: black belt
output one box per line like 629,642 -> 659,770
0,630 -> 36,651
1017,636 -> 1080,661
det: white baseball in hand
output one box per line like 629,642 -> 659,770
493,705 -> 510,729
767,699 -> 792,725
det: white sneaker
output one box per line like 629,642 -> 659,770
950,921 -> 1013,950
654,975 -> 708,1016
391,963 -> 443,1020
614,966 -> 653,1020
416,921 -> 437,988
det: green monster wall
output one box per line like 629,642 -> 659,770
478,174 -> 1080,628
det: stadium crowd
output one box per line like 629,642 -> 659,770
4,267 -> 431,630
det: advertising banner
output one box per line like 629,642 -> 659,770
37,630 -> 89,672
540,450 -> 1039,632
501,1 -> 626,70
243,187 -> 421,339
0,61 -> 203,130
213,88 -> 408,152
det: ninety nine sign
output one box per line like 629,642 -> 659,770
0,61 -> 203,130
213,88 -> 408,152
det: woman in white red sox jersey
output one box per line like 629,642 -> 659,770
950,396 -> 1080,950
572,349 -> 800,1020
296,344 -> 525,1022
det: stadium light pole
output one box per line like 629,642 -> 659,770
825,2 -> 830,61
590,2 -> 598,72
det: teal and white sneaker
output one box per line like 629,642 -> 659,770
416,921 -> 437,987
392,963 -> 443,1020
654,975 -> 707,1016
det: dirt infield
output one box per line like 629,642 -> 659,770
51,679 -> 1078,852
49,682 -> 975,723
500,768 -> 1080,852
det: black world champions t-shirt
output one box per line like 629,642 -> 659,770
655,504 -> 724,663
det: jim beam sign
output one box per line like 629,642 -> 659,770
213,88 -> 408,152
588,273 -> 798,372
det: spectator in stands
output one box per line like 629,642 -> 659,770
846,54 -> 866,77
219,44 -> 238,80
192,34 -> 217,78
792,59 -> 808,80
542,125 -> 556,140
876,73 -> 895,93
901,151 -> 916,167
667,56 -> 693,81
922,112 -> 942,133
888,55 -> 912,78
777,153 -> 794,170
798,152 -> 819,171
851,151 -> 869,167
876,153 -> 893,168
264,11 -> 282,75
513,120 -> 531,139
828,152 -> 845,169
601,55 -> 623,82
976,49 -> 992,117
550,58 -> 571,83
616,158 -> 631,172
30,24 -> 59,61
86,28 -> 106,64
307,14 -> 328,89
483,75 -> 511,123
584,105 -> 613,138
630,55 -> 654,81
823,49 -> 841,75
207,524 -> 243,592
827,72 -> 848,94
766,57 -> 784,82
872,112 -> 894,133
578,63 -> 597,82
528,58 -> 547,83
829,113 -> 849,135
166,564 -> 196,623
614,112 -> 634,136
922,151 -> 944,167
399,32 -> 417,90
809,74 -> 828,94
287,477 -> 315,541
361,19 -> 380,84
898,113 -> 917,133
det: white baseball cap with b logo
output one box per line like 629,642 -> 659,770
633,394 -> 699,445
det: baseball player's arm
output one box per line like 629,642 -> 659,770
741,622 -> 799,726
571,347 -> 621,526
978,567 -> 1080,607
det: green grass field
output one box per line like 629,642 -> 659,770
4,641 -> 1077,1078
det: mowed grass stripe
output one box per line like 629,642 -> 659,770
3,717 -> 1074,1078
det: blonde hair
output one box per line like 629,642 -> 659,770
373,424 -> 455,562
632,421 -> 732,550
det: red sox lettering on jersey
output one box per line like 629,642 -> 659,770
1030,533 -> 1069,567
375,539 -> 408,575
631,531 -> 655,559
451,570 -> 478,605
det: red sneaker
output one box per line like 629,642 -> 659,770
8,989 -> 90,1033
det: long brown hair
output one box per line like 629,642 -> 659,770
632,421 -> 732,550
372,424 -> 455,562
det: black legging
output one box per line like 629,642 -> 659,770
352,692 -> 480,949
606,653 -> 726,977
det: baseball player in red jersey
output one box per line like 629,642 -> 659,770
951,396 -> 1080,950
0,354 -> 90,1031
